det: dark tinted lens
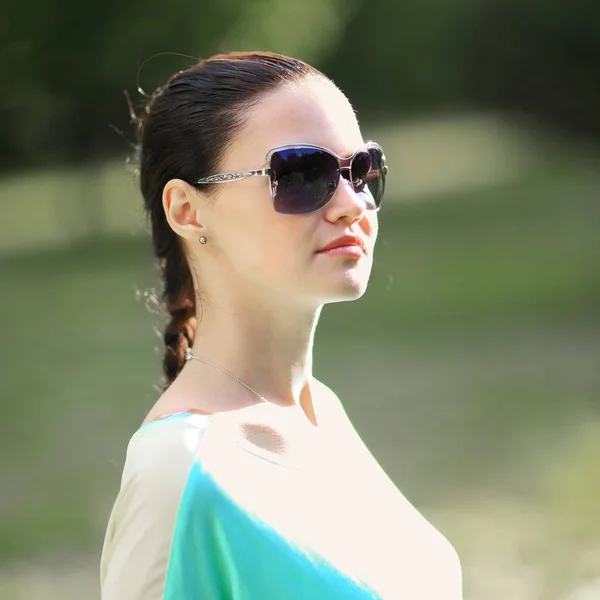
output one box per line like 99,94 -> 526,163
350,150 -> 376,209
270,148 -> 340,215
365,145 -> 386,208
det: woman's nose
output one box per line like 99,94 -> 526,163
323,173 -> 368,224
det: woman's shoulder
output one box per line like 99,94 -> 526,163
101,413 -> 213,597
127,410 -> 210,460
104,413 -> 212,548
121,412 -> 210,491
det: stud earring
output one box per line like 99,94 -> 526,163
199,236 -> 207,245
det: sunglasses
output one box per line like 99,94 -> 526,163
194,142 -> 387,215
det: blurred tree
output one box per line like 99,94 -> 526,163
1,0 -> 240,169
0,0 -> 356,172
1,0 -> 599,172
222,0 -> 360,65
460,0 -> 600,140
321,0 -> 476,119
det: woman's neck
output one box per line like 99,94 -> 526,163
188,299 -> 323,411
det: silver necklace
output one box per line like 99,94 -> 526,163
184,348 -> 269,404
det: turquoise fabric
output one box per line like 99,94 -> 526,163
102,412 -> 462,598
163,450 -> 381,599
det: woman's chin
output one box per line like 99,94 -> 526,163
319,275 -> 370,304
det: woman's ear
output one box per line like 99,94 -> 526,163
162,179 -> 208,240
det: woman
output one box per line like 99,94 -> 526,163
100,51 -> 462,599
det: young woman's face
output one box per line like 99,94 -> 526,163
205,77 -> 380,307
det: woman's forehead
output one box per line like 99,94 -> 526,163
233,78 -> 364,162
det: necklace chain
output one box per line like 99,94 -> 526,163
184,349 -> 269,404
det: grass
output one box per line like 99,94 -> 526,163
0,117 -> 599,598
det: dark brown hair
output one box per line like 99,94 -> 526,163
136,51 -> 324,388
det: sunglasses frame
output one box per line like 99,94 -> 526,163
194,141 -> 387,213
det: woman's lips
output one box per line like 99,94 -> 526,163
317,245 -> 364,257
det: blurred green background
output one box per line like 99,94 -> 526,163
1,1 -> 599,598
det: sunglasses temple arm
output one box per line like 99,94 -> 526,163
195,168 -> 270,185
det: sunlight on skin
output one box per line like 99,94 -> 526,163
193,394 -> 463,599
